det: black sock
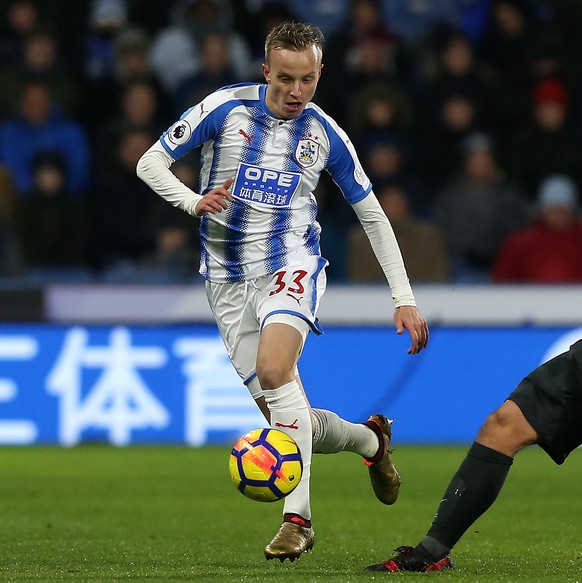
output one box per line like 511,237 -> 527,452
422,442 -> 513,554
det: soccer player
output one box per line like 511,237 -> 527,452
366,339 -> 582,572
137,21 -> 428,562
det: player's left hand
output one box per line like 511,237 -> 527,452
393,306 -> 429,355
195,177 -> 233,216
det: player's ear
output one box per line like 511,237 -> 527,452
262,63 -> 270,83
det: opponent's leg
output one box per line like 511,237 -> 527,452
366,400 -> 537,572
422,400 -> 538,553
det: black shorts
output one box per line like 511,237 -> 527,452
508,339 -> 582,465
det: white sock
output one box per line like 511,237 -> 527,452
312,408 -> 379,458
264,380 -> 312,521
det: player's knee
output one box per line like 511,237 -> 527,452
477,402 -> 536,453
256,359 -> 289,391
478,408 -> 509,439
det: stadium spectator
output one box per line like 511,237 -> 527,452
236,1 -> 298,76
137,21 -> 428,563
116,79 -> 165,132
0,25 -> 80,119
507,77 -> 582,198
535,2 -> 582,136
325,0 -> 396,76
137,209 -> 201,284
348,184 -> 450,283
366,337 -> 582,572
347,82 -> 415,148
481,2 -> 531,131
82,27 -> 165,133
122,0 -> 171,36
434,132 -> 531,282
172,31 -> 239,118
380,0 -> 461,49
0,80 -> 90,197
318,0 -> 399,125
416,90 -> 482,191
360,137 -> 426,214
1,1 -> 582,282
479,0 -> 538,88
0,0 -> 42,67
16,151 -> 88,274
492,174 -> 582,283
347,83 -> 428,212
411,29 -> 498,132
89,126 -> 158,272
283,0 -> 349,36
362,138 -> 406,190
91,78 -> 166,170
84,0 -> 128,81
149,0 -> 252,93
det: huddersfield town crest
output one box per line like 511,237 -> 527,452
295,139 -> 319,168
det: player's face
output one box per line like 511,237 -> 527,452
263,45 -> 322,119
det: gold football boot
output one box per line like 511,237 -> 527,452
364,414 -> 401,505
264,521 -> 315,562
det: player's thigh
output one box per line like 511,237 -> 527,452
507,345 -> 582,463
205,280 -> 260,385
476,399 -> 538,456
256,322 -> 304,388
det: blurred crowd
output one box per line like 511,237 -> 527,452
1,0 -> 582,286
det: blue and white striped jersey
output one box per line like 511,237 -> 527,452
159,83 -> 372,283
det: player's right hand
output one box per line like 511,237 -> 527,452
195,177 -> 233,216
394,305 -> 429,355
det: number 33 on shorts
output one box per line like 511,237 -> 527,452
262,258 -> 328,334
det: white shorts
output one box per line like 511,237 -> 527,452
206,256 -> 328,398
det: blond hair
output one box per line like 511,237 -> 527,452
264,21 -> 324,63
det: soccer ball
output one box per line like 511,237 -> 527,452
229,428 -> 303,502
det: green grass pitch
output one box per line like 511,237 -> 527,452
1,444 -> 580,582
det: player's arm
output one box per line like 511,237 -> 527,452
136,141 -> 232,217
352,192 -> 429,354
316,111 -> 428,352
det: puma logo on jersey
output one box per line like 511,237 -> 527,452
199,103 -> 207,118
275,419 -> 299,430
286,293 -> 303,305
238,129 -> 254,145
